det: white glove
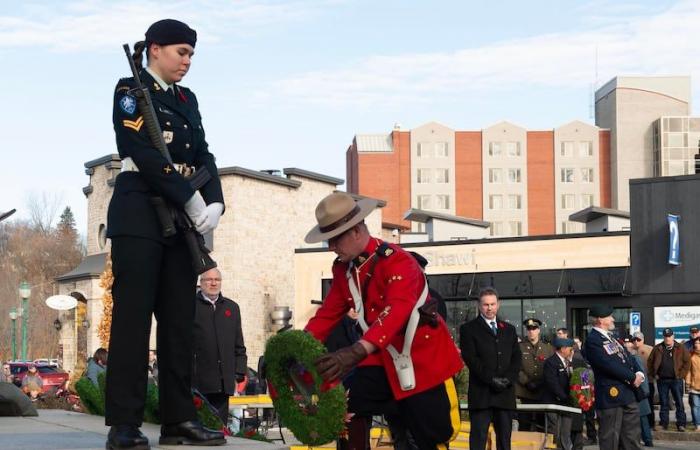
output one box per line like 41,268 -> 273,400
196,202 -> 224,234
184,192 -> 208,230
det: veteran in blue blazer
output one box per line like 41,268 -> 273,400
582,305 -> 643,450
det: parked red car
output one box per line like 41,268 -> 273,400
9,362 -> 69,394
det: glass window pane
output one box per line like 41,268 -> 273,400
522,298 -> 566,342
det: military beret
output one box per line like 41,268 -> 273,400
409,251 -> 428,269
523,318 -> 542,328
588,305 -> 614,318
145,19 -> 197,48
553,337 -> 574,349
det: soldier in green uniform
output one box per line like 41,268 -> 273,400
516,318 -> 553,431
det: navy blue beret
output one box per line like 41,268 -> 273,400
146,19 -> 197,48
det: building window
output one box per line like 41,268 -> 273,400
507,168 -> 521,183
417,168 -> 431,184
581,168 -> 594,183
489,142 -> 502,156
508,194 -> 521,210
489,195 -> 503,210
507,142 -> 521,157
561,221 -> 580,234
435,142 -> 448,157
561,141 -> 574,157
417,142 -> 430,158
490,222 -> 504,237
435,195 -> 450,209
417,195 -> 431,209
509,221 -> 522,236
561,168 -> 574,183
579,141 -> 593,157
561,194 -> 575,209
581,194 -> 594,208
488,168 -> 503,183
435,168 -> 449,183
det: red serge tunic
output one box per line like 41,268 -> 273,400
305,238 -> 463,400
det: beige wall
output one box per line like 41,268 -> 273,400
554,121 -> 601,233
410,122 -> 457,229
595,77 -> 691,210
482,121 -> 528,236
294,234 -> 630,324
427,219 -> 489,241
85,162 -> 118,255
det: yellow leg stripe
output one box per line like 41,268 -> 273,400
445,377 -> 461,443
437,444 -> 448,450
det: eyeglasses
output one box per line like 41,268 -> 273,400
201,278 -> 221,283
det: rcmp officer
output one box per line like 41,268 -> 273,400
304,192 -> 464,450
516,318 -> 552,431
105,19 -> 225,449
583,305 -> 643,450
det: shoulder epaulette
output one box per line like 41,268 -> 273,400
375,242 -> 394,258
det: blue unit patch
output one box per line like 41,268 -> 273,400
119,95 -> 137,115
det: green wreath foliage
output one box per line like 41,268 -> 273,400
264,330 -> 347,446
74,371 -> 223,431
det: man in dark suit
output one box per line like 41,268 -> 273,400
583,305 -> 643,450
460,287 -> 522,450
542,338 -> 577,450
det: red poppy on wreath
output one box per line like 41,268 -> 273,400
321,378 -> 341,393
498,322 -> 505,329
537,355 -> 545,362
300,371 -> 314,385
193,396 -> 203,409
225,309 -> 232,317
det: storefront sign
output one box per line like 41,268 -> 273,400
630,311 -> 641,335
422,251 -> 475,268
667,214 -> 680,266
653,306 -> 700,343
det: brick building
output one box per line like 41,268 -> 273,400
347,120 -> 611,237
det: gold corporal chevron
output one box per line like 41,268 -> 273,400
123,116 -> 144,132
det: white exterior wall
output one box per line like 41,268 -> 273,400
428,219 -> 489,241
482,121 -> 528,237
554,121 -> 601,234
410,122 -> 456,230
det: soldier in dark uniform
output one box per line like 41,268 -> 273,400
105,19 -> 225,449
583,305 -> 643,450
516,318 -> 553,431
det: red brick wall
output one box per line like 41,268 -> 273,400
527,131 -> 555,235
355,131 -> 411,227
455,131 -> 483,219
599,130 -> 612,208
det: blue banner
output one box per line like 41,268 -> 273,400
668,214 -> 680,265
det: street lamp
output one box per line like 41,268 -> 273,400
18,281 -> 30,361
8,308 -> 17,361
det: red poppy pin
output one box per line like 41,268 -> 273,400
178,89 -> 188,102
225,309 -> 232,317
537,355 -> 545,362
498,322 -> 505,329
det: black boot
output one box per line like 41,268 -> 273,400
159,420 -> 226,446
106,425 -> 149,450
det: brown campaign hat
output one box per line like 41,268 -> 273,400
305,192 -> 378,244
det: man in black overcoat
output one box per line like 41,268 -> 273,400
460,287 -> 522,450
192,268 -> 247,426
542,338 -> 577,450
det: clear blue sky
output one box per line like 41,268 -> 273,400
1,0 -> 697,235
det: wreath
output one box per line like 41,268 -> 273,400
264,330 -> 348,446
569,367 -> 595,411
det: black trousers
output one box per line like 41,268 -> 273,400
469,408 -> 513,450
105,236 -> 197,426
347,367 -> 458,450
517,397 -> 544,431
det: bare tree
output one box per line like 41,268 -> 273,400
25,191 -> 64,235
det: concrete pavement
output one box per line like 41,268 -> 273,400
0,409 -> 286,450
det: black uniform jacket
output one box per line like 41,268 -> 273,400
460,316 -> 522,410
583,329 -> 638,410
541,354 -> 571,405
192,291 -> 247,395
107,69 -> 224,242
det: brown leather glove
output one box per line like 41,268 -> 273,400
417,298 -> 439,328
315,342 -> 368,381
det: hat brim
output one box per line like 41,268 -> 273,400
305,198 -> 378,244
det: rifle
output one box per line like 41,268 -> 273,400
122,43 -> 216,275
